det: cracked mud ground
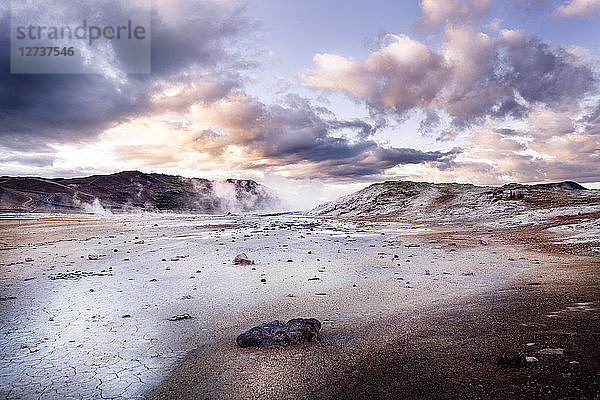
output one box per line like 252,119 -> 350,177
1,213 -> 598,399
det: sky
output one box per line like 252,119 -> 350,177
1,0 -> 600,208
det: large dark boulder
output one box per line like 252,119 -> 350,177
236,318 -> 321,348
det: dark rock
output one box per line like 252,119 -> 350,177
236,318 -> 321,348
495,350 -> 525,367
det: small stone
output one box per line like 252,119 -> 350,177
233,253 -> 254,265
88,254 -> 99,260
525,356 -> 539,363
260,278 -> 267,283
122,314 -> 131,318
25,257 -> 34,262
168,313 -> 192,321
478,239 -> 488,245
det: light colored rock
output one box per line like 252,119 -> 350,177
233,253 -> 254,265
538,348 -> 564,355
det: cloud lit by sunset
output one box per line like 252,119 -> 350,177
2,0 -> 599,205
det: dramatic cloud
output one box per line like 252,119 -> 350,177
554,0 -> 600,17
0,0 -> 250,149
1,0 -> 598,188
303,27 -> 598,129
405,103 -> 600,186
149,94 -> 458,179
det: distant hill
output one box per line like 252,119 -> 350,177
0,171 -> 280,213
309,180 -> 599,229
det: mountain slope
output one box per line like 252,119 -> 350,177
0,171 -> 279,213
310,180 -> 600,229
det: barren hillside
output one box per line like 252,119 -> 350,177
0,171 -> 279,214
310,180 -> 600,253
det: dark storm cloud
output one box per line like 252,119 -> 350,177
194,95 -> 458,178
0,1 -> 250,149
500,37 -> 596,106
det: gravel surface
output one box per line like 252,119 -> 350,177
0,212 -> 597,399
